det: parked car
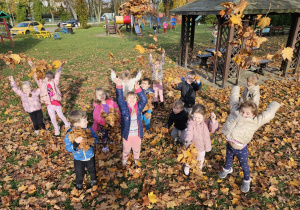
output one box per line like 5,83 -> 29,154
0,22 -> 13,30
57,19 -> 79,28
10,21 -> 45,35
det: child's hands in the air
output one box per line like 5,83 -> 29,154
28,60 -> 35,68
8,76 -> 13,82
113,78 -> 122,86
75,137 -> 83,144
134,81 -> 140,90
60,61 -> 65,68
162,48 -> 165,54
211,112 -> 217,123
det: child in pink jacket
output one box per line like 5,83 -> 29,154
163,22 -> 167,33
30,61 -> 70,136
183,104 -> 219,176
92,87 -> 120,152
9,76 -> 45,136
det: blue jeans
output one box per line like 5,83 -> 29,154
141,114 -> 151,130
224,143 -> 250,181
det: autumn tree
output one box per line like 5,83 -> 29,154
75,0 -> 88,28
33,0 -> 44,24
58,4 -> 70,22
16,2 -> 28,23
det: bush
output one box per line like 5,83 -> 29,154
33,0 -> 44,23
58,4 -> 70,22
269,14 -> 292,26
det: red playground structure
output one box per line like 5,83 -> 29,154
0,11 -> 13,47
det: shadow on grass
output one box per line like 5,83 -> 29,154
0,36 -> 42,54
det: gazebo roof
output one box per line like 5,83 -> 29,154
171,0 -> 300,15
0,11 -> 11,18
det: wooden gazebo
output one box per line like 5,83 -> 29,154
171,0 -> 300,88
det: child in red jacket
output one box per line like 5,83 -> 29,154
92,87 -> 120,152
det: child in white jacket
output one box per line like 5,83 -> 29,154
219,86 -> 280,193
240,74 -> 260,107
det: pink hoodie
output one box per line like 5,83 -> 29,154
163,22 -> 167,29
185,118 -> 219,152
92,98 -> 120,132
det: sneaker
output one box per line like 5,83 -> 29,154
146,129 -> 151,134
102,147 -> 109,152
34,130 -> 40,136
75,184 -> 83,190
134,159 -> 140,165
153,102 -> 158,109
160,102 -> 164,110
90,180 -> 97,187
122,159 -> 127,167
241,180 -> 251,193
183,164 -> 190,176
219,167 -> 233,179
174,137 -> 178,143
54,129 -> 60,136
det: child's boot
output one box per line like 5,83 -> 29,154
122,159 -> 127,167
153,102 -> 158,109
219,167 -> 233,179
160,102 -> 164,110
75,184 -> 83,190
241,180 -> 251,193
34,130 -> 40,136
90,180 -> 97,187
54,129 -> 60,136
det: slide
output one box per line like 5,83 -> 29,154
195,15 -> 202,21
134,24 -> 142,36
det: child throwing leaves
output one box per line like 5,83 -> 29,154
149,49 -> 165,109
165,100 -> 189,144
140,78 -> 154,133
111,69 -> 142,96
92,87 -> 120,152
183,104 -> 219,176
174,71 -> 202,114
219,86 -> 280,193
64,110 -> 98,190
9,76 -> 46,135
115,78 -> 147,166
240,74 -> 260,107
30,61 -> 70,135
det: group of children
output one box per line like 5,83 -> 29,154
153,22 -> 168,34
10,54 -> 280,192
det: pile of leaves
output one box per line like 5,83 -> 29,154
119,0 -> 153,16
68,127 -> 95,151
0,52 -> 29,69
219,0 -> 295,69
100,108 -> 120,128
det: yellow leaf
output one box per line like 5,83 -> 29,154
148,191 -> 157,204
120,182 -> 128,189
28,185 -> 36,194
185,191 -> 191,197
153,35 -> 158,42
281,47 -> 294,61
203,199 -> 214,207
229,14 -> 242,27
135,45 -> 145,54
257,17 -> 271,29
256,37 -> 268,48
10,54 -> 21,63
168,77 -> 173,82
52,60 -> 61,69
18,185 -> 27,192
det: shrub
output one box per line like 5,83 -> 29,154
33,0 -> 44,23
16,3 -> 28,23
75,0 -> 88,29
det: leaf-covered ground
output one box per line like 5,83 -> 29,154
0,25 -> 299,209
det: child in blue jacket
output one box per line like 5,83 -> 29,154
140,78 -> 154,133
64,110 -> 98,190
114,78 -> 147,166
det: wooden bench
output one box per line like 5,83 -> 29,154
196,54 -> 213,68
255,59 -> 273,75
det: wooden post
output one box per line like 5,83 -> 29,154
179,15 -> 186,66
189,15 -> 196,62
222,25 -> 234,88
184,16 -> 191,68
213,16 -> 223,84
281,13 -> 300,76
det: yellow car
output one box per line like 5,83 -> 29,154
11,21 -> 45,35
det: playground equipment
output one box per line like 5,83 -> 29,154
0,11 -> 13,47
170,15 -> 176,30
105,14 -> 143,36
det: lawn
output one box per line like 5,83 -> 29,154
0,24 -> 299,209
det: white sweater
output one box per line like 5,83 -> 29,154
111,71 -> 142,96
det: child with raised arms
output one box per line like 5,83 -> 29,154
240,74 -> 260,107
219,86 -> 280,193
140,78 -> 154,133
9,76 -> 46,135
30,61 -> 70,135
114,78 -> 147,166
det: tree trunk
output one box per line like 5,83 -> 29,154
68,1 -> 77,19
